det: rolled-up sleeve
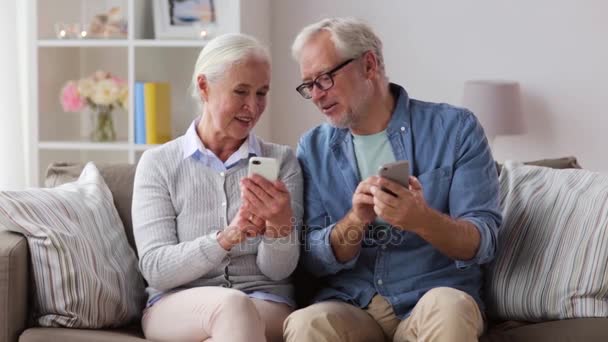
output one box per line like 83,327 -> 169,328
449,111 -> 502,269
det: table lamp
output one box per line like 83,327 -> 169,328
462,80 -> 525,144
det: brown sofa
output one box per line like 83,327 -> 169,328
1,159 -> 607,342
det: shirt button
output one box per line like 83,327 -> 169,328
400,126 -> 406,132
377,279 -> 383,285
220,172 -> 225,177
221,202 -> 226,207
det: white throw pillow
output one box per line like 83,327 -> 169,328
0,163 -> 145,328
486,161 -> 608,321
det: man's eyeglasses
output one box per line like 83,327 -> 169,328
296,58 -> 355,99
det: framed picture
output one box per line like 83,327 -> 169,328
153,0 -> 217,39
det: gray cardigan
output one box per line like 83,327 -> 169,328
132,135 -> 303,301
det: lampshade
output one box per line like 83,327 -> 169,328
462,80 -> 525,140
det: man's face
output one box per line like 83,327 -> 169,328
298,32 -> 370,129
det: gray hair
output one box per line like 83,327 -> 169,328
291,17 -> 385,75
191,33 -> 270,104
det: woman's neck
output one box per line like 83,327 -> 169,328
196,119 -> 245,162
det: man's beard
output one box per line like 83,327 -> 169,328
326,84 -> 371,129
326,110 -> 357,129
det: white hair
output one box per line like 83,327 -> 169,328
190,33 -> 270,104
291,17 -> 385,75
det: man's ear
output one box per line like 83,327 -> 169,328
362,51 -> 379,79
197,75 -> 210,102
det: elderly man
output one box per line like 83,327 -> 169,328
283,17 -> 501,342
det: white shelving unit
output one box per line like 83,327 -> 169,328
26,0 -> 270,186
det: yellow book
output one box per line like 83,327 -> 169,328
143,82 -> 172,144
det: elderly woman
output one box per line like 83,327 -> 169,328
132,33 -> 302,342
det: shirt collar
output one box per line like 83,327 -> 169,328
182,118 -> 261,168
385,83 -> 411,135
330,83 -> 411,147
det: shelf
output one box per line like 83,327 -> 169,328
38,39 -> 210,48
29,0 -> 270,186
133,144 -> 162,151
133,39 -> 208,47
38,39 -> 129,47
39,141 -> 131,151
38,141 -> 163,152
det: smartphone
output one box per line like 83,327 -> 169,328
248,157 -> 279,181
377,160 -> 410,196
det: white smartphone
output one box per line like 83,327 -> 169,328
377,160 -> 410,196
248,157 -> 279,181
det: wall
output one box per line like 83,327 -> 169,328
0,1 -> 26,190
270,0 -> 608,171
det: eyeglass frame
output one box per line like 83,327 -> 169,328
295,58 -> 356,99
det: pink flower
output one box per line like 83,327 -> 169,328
111,76 -> 126,86
60,81 -> 85,112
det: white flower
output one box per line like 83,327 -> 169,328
77,78 -> 96,98
91,79 -> 120,106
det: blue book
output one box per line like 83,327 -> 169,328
134,82 -> 146,144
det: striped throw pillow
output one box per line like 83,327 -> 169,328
0,163 -> 145,328
486,161 -> 608,321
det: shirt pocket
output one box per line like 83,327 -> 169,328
417,166 -> 452,211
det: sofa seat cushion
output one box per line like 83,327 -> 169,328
20,326 -> 146,342
481,318 -> 608,342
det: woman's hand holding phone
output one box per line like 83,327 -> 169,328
241,157 -> 293,238
218,207 -> 266,251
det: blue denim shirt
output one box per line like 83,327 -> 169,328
296,83 -> 502,319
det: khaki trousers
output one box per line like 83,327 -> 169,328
283,287 -> 484,342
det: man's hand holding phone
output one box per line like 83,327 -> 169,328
372,160 -> 429,231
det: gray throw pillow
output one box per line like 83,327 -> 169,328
0,163 -> 145,328
486,161 -> 608,321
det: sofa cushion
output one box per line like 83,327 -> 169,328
0,163 -> 145,328
495,156 -> 581,175
486,161 -> 608,321
20,326 -> 146,342
481,318 -> 608,342
45,162 -> 137,254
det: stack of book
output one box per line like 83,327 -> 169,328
134,82 -> 172,144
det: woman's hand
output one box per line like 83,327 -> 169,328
217,207 -> 266,250
241,174 -> 294,238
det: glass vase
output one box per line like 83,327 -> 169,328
89,105 -> 116,142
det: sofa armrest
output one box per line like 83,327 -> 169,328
0,230 -> 28,342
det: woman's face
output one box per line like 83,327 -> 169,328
199,56 -> 270,142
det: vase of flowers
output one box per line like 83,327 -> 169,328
60,71 -> 128,142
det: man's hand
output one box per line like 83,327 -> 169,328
373,175 -> 481,260
351,176 -> 379,225
241,174 -> 294,238
371,176 -> 429,232
327,176 -> 381,263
